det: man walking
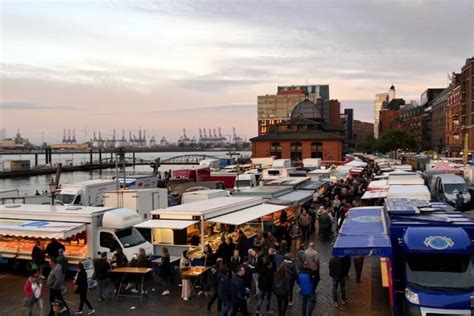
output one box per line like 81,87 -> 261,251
230,265 -> 249,316
329,256 -> 346,307
296,262 -> 317,316
47,257 -> 68,316
303,242 -> 320,288
93,252 -> 111,302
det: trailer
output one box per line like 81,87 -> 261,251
55,179 -> 117,206
103,188 -> 168,219
117,174 -> 158,189
0,204 -> 153,265
333,199 -> 474,316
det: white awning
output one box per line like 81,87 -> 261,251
134,219 -> 198,230
0,219 -> 85,239
269,190 -> 314,205
209,204 -> 286,226
361,191 -> 388,200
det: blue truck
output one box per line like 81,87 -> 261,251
332,199 -> 474,315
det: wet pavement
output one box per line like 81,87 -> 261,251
0,231 -> 390,316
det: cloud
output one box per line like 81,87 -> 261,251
0,102 -> 74,110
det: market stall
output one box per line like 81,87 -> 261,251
135,197 -> 286,258
0,219 -> 88,262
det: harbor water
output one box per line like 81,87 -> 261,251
0,151 -> 251,195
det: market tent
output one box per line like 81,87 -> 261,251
0,219 -> 85,239
209,204 -> 286,226
344,160 -> 368,167
361,191 -> 388,200
332,207 -> 392,257
268,190 -> 314,205
425,162 -> 460,175
134,219 -> 198,230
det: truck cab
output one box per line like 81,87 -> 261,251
430,174 -> 471,207
402,227 -> 474,316
234,173 -> 258,189
97,209 -> 153,259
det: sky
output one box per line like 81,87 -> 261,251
1,0 -> 473,144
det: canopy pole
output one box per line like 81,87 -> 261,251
200,217 -> 205,254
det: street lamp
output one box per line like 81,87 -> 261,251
49,179 -> 57,205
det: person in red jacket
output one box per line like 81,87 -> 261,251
24,270 -> 44,316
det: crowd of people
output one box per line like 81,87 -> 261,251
23,162 -> 379,316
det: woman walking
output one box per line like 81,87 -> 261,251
24,270 -> 44,316
73,262 -> 95,315
160,247 -> 172,296
273,265 -> 290,316
180,250 -> 192,301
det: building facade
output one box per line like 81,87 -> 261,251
373,86 -> 395,138
251,99 -> 344,162
257,85 -> 337,136
353,120 -> 374,144
379,98 -> 405,136
461,58 -> 474,151
431,88 -> 449,153
446,74 -> 462,155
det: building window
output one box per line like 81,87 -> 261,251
311,142 -> 323,158
270,142 -> 281,159
290,141 -> 302,161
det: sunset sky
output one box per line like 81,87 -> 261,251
1,0 -> 472,144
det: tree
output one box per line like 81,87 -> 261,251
355,135 -> 379,153
378,128 -> 418,153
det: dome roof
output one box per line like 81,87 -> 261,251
390,85 -> 395,90
291,99 -> 322,120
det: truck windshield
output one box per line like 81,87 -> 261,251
236,180 -> 251,187
116,228 -> 146,248
444,183 -> 466,194
56,194 -> 76,205
406,253 -> 474,290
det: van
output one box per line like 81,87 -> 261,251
429,174 -> 471,206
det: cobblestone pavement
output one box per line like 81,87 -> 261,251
0,233 -> 390,316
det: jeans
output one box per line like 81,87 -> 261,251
353,257 -> 364,282
230,299 -> 248,316
252,274 -> 260,295
219,302 -> 231,316
256,290 -> 271,312
301,293 -> 316,316
29,297 -> 44,316
332,278 -> 346,303
301,226 -> 310,243
276,294 -> 288,316
288,277 -> 295,302
78,290 -> 93,311
96,279 -> 111,301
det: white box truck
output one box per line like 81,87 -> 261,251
103,188 -> 168,219
118,174 -> 158,189
56,179 -> 117,206
0,204 -> 153,264
181,189 -> 229,204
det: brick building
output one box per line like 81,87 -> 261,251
251,99 -> 344,162
446,73 -> 462,155
461,58 -> 474,151
353,120 -> 374,144
431,88 -> 449,153
379,98 -> 405,136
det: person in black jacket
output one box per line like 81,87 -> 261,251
217,237 -> 229,265
329,256 -> 347,307
230,249 -> 242,274
230,265 -> 248,316
256,260 -> 273,314
217,265 -> 231,316
73,262 -> 95,314
159,247 -> 172,296
31,239 -> 46,276
236,231 -> 248,258
93,252 -> 111,302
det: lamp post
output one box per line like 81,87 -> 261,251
49,179 -> 57,205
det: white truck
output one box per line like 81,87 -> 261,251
234,174 -> 258,189
272,159 -> 292,168
303,158 -> 322,169
429,174 -> 471,206
103,188 -> 168,219
0,205 -> 153,264
181,189 -> 229,204
118,174 -> 158,189
55,179 -> 117,206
